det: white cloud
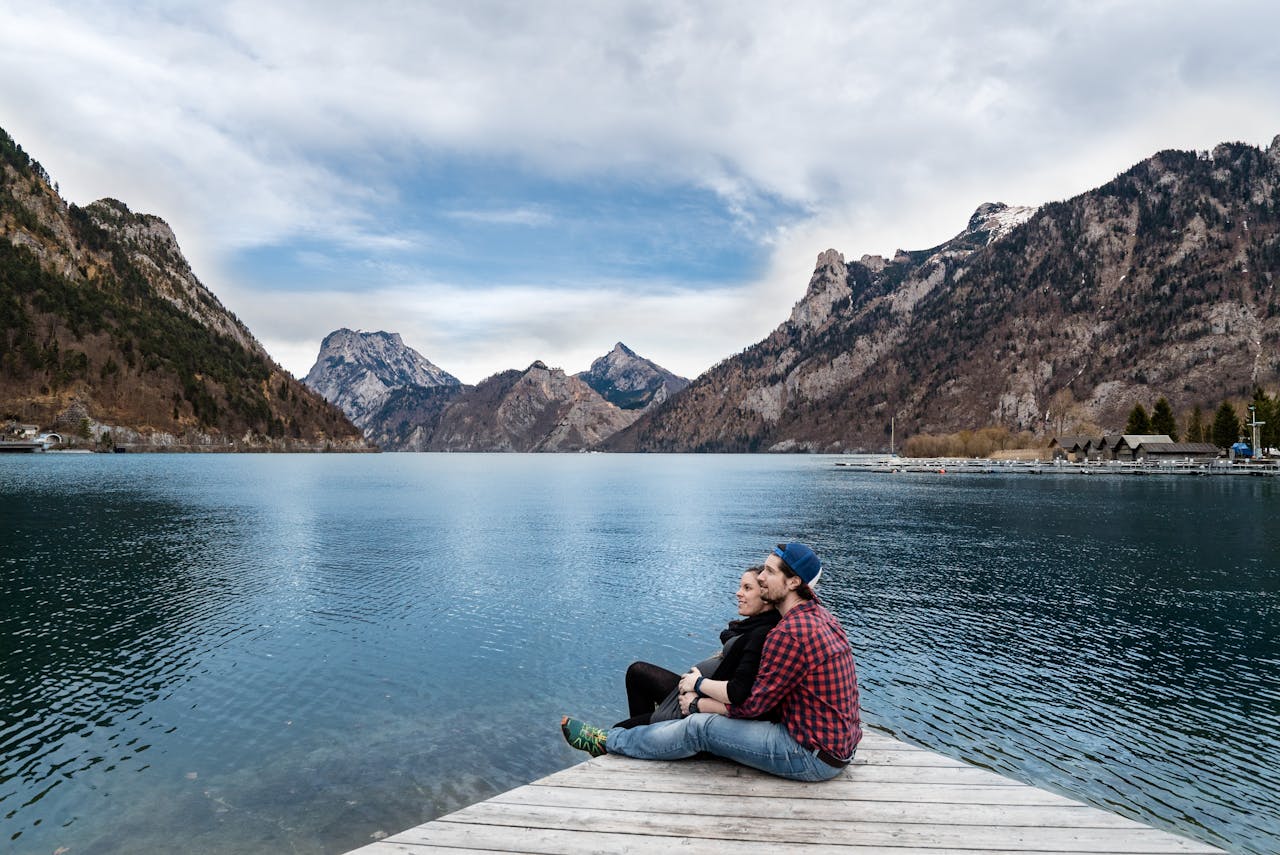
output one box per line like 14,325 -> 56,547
3,1 -> 1279,383
444,207 -> 555,227
227,271 -> 791,384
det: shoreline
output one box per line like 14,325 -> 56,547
835,457 -> 1280,476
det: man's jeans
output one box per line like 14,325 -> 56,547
605,714 -> 846,782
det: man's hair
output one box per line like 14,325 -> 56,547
776,558 -> 816,600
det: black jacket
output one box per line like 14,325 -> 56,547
709,610 -> 782,706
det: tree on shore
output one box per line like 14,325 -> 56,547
1250,387 -> 1277,450
1211,401 -> 1241,449
1125,403 -> 1151,434
1151,397 -> 1178,441
1184,405 -> 1205,443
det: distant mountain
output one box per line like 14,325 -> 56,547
365,360 -> 636,451
576,342 -> 689,410
0,125 -> 366,450
607,136 -> 1280,451
304,328 -> 459,429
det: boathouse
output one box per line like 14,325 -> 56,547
1089,434 -> 1122,460
1049,436 -> 1093,461
1107,434 -> 1174,461
1134,441 -> 1220,462
1049,435 -> 1126,461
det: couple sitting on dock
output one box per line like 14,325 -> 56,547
561,542 -> 862,782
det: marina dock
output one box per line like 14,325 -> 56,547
835,458 -> 1280,477
345,728 -> 1224,854
0,440 -> 47,453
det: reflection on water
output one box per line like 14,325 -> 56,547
1,455 -> 1277,854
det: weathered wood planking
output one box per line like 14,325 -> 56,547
344,729 -> 1225,854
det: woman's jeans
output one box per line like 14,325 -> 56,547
605,714 -> 846,782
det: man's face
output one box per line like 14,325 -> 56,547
757,555 -> 795,604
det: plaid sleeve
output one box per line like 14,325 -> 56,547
725,623 -> 804,719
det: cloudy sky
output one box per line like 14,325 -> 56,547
2,1 -> 1278,383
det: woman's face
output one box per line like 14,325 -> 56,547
736,570 -> 772,616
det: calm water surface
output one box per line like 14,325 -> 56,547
1,454 -> 1277,854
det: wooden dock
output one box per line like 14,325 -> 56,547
344,728 -> 1225,854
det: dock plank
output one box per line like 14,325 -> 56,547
536,769 -> 1084,807
490,783 -> 1152,829
588,753 -> 1028,786
414,802 -> 1216,853
352,828 -> 1146,855
343,730 -> 1225,855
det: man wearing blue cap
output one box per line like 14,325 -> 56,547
562,542 -> 862,781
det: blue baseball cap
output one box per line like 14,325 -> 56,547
773,542 -> 822,586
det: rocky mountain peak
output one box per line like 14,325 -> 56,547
858,254 -> 888,273
966,202 -> 1038,245
71,197 -> 263,356
304,329 -> 458,429
789,249 -> 850,332
367,355 -> 636,452
576,342 -> 689,410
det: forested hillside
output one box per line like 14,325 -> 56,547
0,126 -> 366,449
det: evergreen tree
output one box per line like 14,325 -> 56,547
1249,387 -> 1277,452
1185,405 -> 1205,443
1211,400 -> 1241,449
1125,403 -> 1152,434
1151,396 -> 1178,441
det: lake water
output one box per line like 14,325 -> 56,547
1,454 -> 1277,854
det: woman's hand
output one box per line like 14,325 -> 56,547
678,691 -> 699,714
678,667 -> 702,695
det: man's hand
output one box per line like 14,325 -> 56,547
678,667 -> 702,695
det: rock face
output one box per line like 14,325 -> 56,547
366,361 -> 637,451
0,125 -> 366,450
608,138 -> 1280,452
575,342 -> 689,410
304,329 -> 459,429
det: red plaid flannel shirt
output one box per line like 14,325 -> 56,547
726,598 -> 861,759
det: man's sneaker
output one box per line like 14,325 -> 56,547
560,716 -> 607,757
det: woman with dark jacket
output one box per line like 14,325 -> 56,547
613,566 -> 780,728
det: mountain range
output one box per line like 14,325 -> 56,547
303,333 -> 688,451
6,120 -> 1278,453
0,126 -> 366,450
607,137 -> 1280,451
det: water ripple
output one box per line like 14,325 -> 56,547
2,456 -> 1276,854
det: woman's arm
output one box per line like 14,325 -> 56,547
678,668 -> 731,704
680,627 -> 770,706
678,690 -> 727,716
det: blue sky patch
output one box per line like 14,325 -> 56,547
227,156 -> 806,293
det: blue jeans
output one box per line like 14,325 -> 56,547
605,714 -> 846,782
